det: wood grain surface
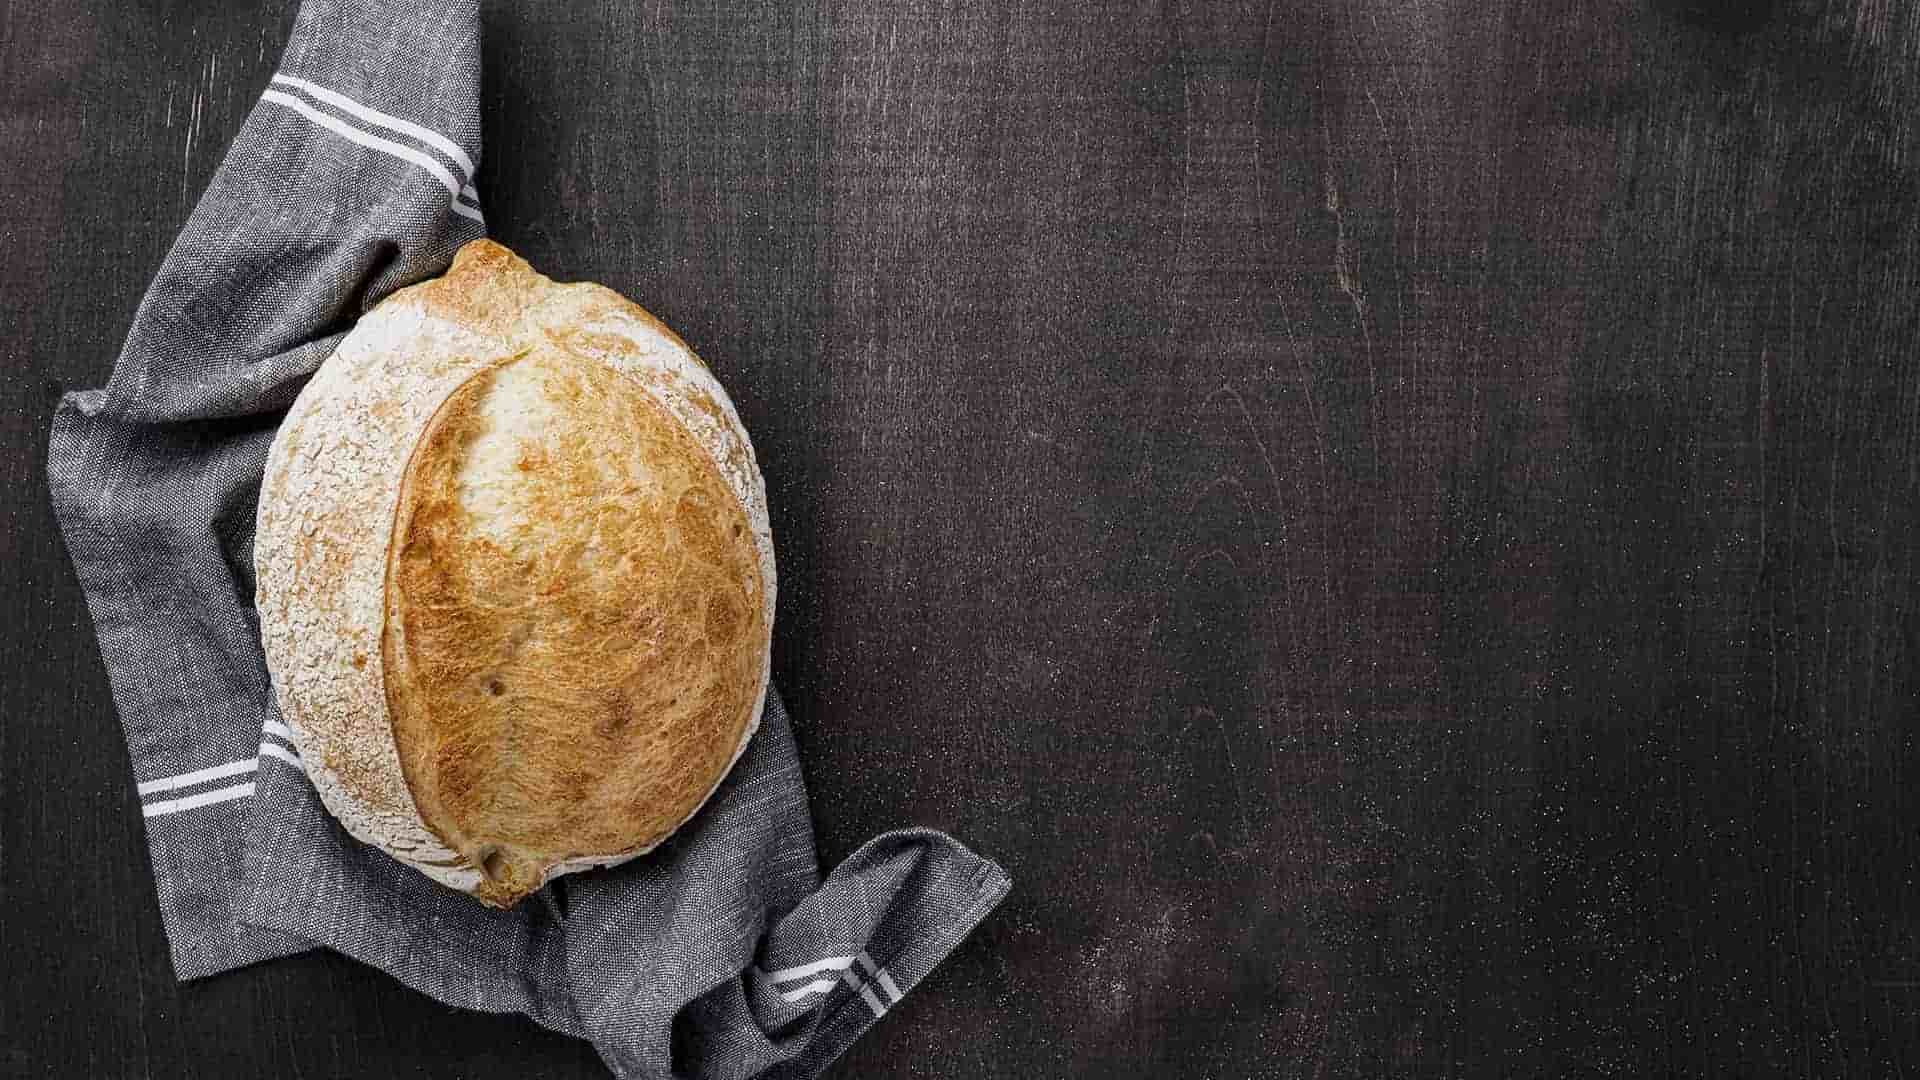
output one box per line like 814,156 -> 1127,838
6,0 -> 1920,1075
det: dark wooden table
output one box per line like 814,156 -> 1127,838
7,0 -> 1920,1075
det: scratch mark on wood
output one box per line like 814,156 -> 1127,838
1325,171 -> 1382,489
182,81 -> 205,213
1363,85 -> 1397,253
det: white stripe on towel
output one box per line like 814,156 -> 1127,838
856,952 -> 904,1003
143,782 -> 255,817
269,73 -> 478,193
137,740 -> 305,815
839,967 -> 888,1018
761,956 -> 857,982
759,952 -> 899,1016
261,89 -> 483,224
257,741 -> 303,770
136,757 -> 257,796
776,979 -> 839,1003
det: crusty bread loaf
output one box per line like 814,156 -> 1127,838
255,240 -> 774,908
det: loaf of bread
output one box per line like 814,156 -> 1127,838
255,240 -> 774,908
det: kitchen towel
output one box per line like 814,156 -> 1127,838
44,1 -> 1010,1076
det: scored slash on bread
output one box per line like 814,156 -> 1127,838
255,240 -> 775,908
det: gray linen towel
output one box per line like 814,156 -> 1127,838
44,2 -> 1011,1076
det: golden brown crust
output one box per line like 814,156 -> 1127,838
384,347 -> 766,906
256,240 -> 774,907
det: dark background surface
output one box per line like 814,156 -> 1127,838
6,0 -> 1920,1075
